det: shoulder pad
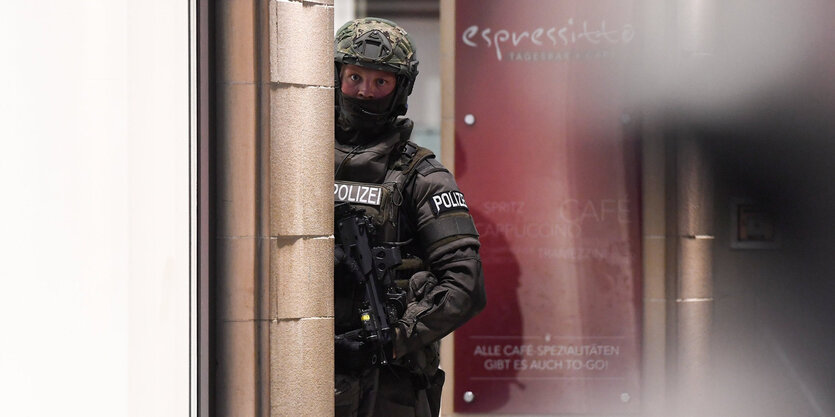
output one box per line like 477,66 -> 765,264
417,214 -> 479,248
416,157 -> 448,177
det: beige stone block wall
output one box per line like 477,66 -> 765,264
269,85 -> 334,236
267,1 -> 335,416
271,236 -> 334,319
271,318 -> 334,416
269,1 -> 333,86
217,0 -> 338,415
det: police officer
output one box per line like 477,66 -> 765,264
333,17 -> 486,417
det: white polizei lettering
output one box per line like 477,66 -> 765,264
432,195 -> 444,212
337,184 -> 349,200
358,186 -> 369,203
454,192 -> 468,208
367,187 -> 380,205
431,191 -> 470,214
334,182 -> 382,205
441,193 -> 452,207
347,185 -> 358,202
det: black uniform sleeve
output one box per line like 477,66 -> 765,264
393,163 -> 486,357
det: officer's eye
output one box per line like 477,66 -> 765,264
349,74 -> 361,82
375,79 -> 388,87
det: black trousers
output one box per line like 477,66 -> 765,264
335,366 -> 443,417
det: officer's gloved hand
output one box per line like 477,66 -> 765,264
335,329 -> 374,374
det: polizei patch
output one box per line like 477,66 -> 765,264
334,181 -> 383,206
431,191 -> 469,216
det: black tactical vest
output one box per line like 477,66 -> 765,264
334,141 -> 434,333
335,141 -> 433,242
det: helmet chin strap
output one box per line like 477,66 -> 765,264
359,106 -> 388,117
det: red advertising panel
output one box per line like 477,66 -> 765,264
453,0 -> 642,414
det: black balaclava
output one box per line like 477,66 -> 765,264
336,89 -> 396,141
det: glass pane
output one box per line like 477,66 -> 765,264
454,1 -> 642,413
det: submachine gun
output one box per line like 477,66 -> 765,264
334,202 -> 408,367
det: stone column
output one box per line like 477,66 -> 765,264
216,1 -> 334,416
674,0 -> 716,415
439,0 -> 457,172
215,1 -> 266,415
439,0 -> 457,414
675,134 -> 714,416
267,1 -> 334,416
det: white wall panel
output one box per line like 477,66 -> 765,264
0,2 -> 191,416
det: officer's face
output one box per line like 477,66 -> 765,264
340,64 -> 396,100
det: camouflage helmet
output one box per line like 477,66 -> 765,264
335,17 -> 419,104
